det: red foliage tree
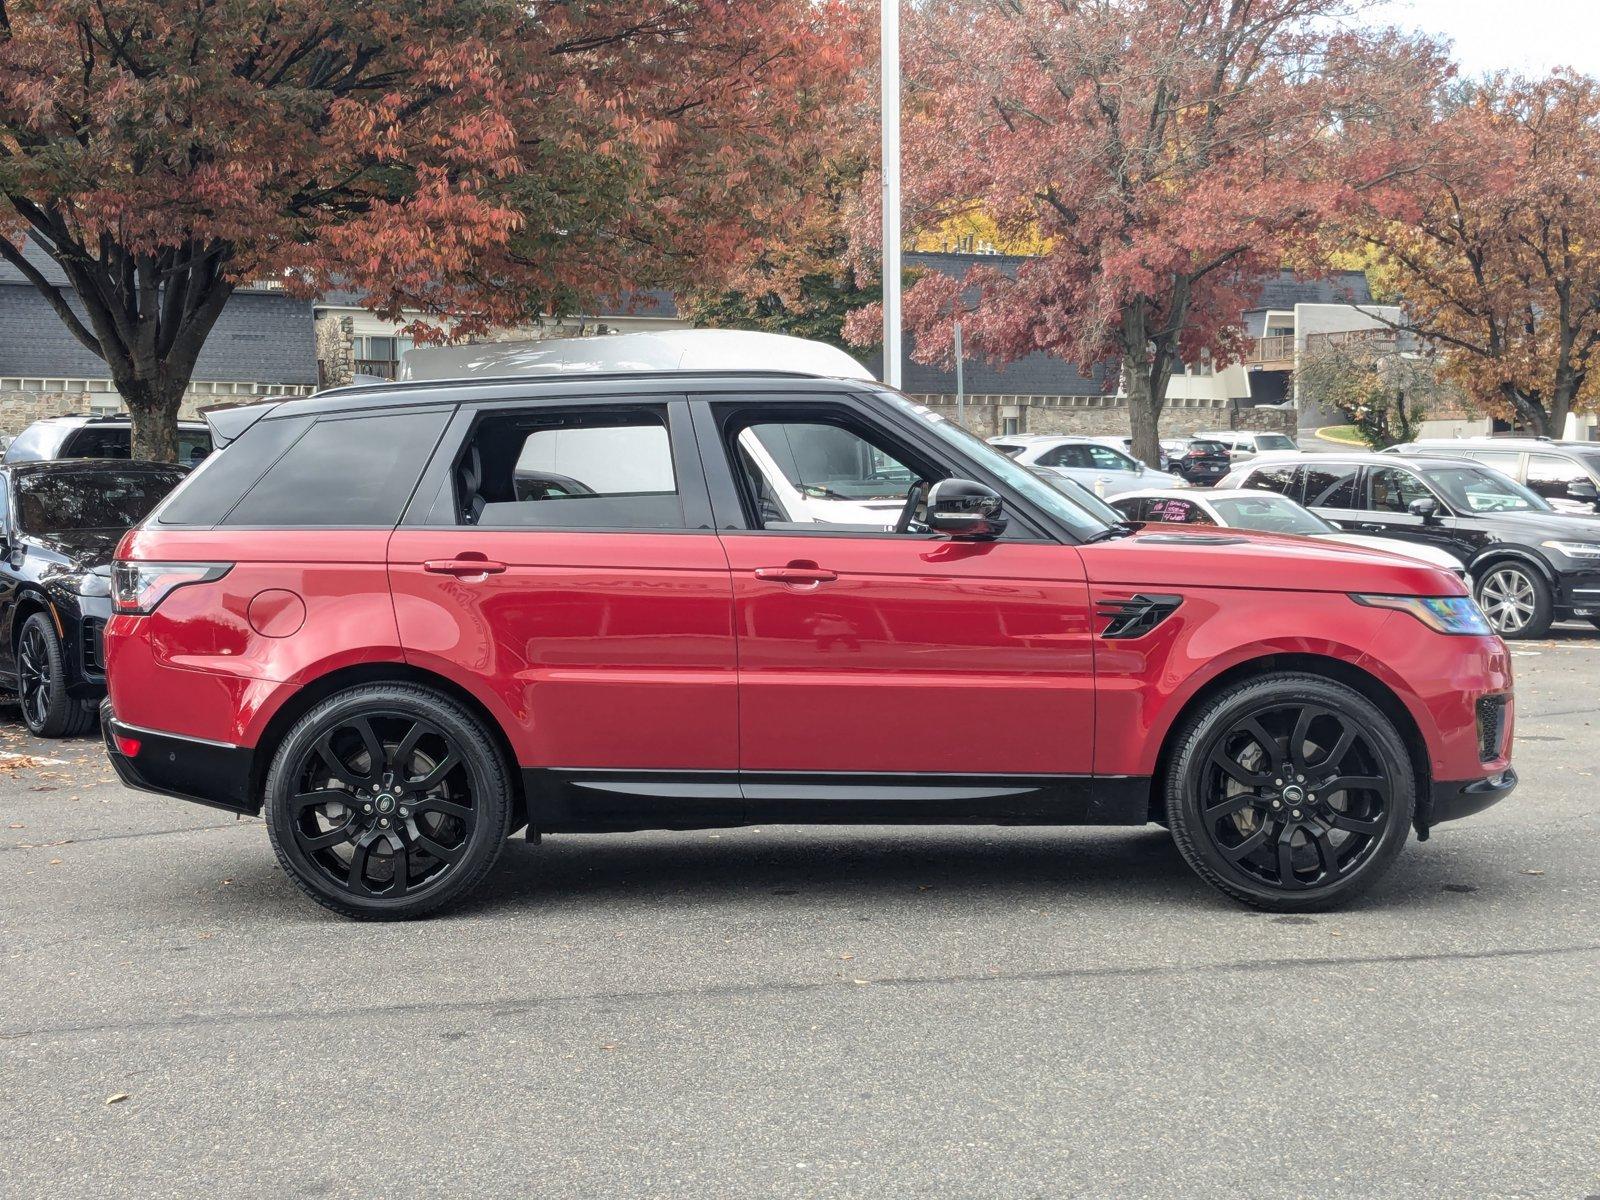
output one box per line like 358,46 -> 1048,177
847,0 -> 1443,463
0,1 -> 855,459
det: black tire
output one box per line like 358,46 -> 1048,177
1474,562 -> 1553,639
15,612 -> 96,738
1165,672 -> 1415,912
264,684 -> 513,920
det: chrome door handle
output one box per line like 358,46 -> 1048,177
424,557 -> 507,577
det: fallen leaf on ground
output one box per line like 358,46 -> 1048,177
105,1093 -> 129,1106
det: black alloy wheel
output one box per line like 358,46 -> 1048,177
1166,673 -> 1414,910
16,612 -> 96,738
264,685 -> 512,919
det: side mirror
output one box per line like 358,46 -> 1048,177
1567,478 -> 1598,502
1134,461 -> 1146,475
1408,496 -> 1440,522
926,478 -> 1008,540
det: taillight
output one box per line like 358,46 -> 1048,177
111,561 -> 232,615
114,734 -> 143,758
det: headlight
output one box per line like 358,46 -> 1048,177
1351,593 -> 1492,635
1540,540 -> 1600,559
76,573 -> 111,597
112,561 -> 232,614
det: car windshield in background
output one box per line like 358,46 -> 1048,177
1211,495 -> 1331,536
1190,441 -> 1228,454
1422,465 -> 1550,513
16,470 -> 183,533
884,396 -> 1113,537
1254,434 -> 1296,451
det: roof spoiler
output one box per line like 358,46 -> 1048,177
199,400 -> 278,448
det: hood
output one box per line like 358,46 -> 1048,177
1462,508 -> 1600,538
22,528 -> 125,570
1083,526 -> 1466,596
1319,533 -> 1464,572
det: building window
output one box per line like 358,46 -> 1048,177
1001,417 -> 1020,436
353,335 -> 415,380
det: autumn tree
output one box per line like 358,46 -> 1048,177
0,1 -> 855,459
1295,333 -> 1448,447
846,0 -> 1443,464
1350,74 -> 1600,437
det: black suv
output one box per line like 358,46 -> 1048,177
0,460 -> 187,734
4,414 -> 212,466
1163,438 -> 1233,485
1222,452 -> 1600,638
1388,437 -> 1600,515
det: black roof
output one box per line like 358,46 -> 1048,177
2,457 -> 187,477
21,413 -> 208,428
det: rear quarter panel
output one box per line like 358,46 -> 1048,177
104,528 -> 401,747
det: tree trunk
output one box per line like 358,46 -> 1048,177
1501,384 -> 1552,437
117,377 -> 186,462
1126,351 -> 1162,469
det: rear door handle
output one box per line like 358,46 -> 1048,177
754,564 -> 838,586
424,557 -> 507,577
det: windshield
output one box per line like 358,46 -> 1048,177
1210,494 -> 1332,536
15,470 -> 184,534
882,395 -> 1113,537
1254,434 -> 1297,451
1189,440 -> 1228,455
1421,465 -> 1551,513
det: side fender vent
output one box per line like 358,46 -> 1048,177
1097,593 -> 1184,639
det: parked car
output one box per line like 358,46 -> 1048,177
1156,438 -> 1233,486
1111,488 -> 1469,580
4,415 -> 212,466
102,348 -> 1514,920
1089,435 -> 1220,477
1221,451 -> 1600,637
988,434 -> 1188,496
1387,437 -> 1600,515
0,460 -> 187,735
1198,429 -> 1300,461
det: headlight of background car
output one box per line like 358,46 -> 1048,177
1540,540 -> 1600,560
76,572 -> 111,597
1351,594 -> 1493,636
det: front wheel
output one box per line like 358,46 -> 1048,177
1475,563 -> 1552,639
264,684 -> 513,920
1165,673 -> 1415,911
16,613 -> 96,738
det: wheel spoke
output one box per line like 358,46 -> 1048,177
316,732 -> 373,791
415,795 -> 473,820
1322,774 -> 1387,799
1209,747 -> 1271,789
1220,826 -> 1269,862
387,836 -> 410,896
292,788 -> 350,813
1239,717 -> 1284,772
302,820 -> 358,852
1308,822 -> 1342,881
1203,791 -> 1257,819
1289,706 -> 1320,772
410,752 -> 461,792
413,831 -> 464,864
393,721 -> 427,777
1275,827 -> 1302,888
1317,723 -> 1356,773
1328,811 -> 1384,836
351,716 -> 387,778
347,833 -> 378,895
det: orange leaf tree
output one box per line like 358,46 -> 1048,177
845,0 -> 1442,464
0,0 -> 855,459
1353,74 -> 1600,437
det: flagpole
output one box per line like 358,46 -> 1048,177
881,0 -> 902,388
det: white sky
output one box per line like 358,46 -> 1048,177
1365,0 -> 1600,78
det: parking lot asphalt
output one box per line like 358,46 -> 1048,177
3,629 -> 1598,1199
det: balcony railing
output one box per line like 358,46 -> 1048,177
354,358 -> 399,379
1244,333 -> 1295,368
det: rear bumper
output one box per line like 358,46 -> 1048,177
1421,767 -> 1518,836
101,700 -> 258,815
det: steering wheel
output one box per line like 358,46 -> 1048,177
896,479 -> 931,534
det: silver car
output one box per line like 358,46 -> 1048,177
988,435 -> 1188,497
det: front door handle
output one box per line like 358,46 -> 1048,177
754,563 -> 838,586
424,556 -> 507,577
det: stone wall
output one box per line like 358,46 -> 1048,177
314,314 -> 355,388
908,394 -> 1298,439
0,390 -> 99,438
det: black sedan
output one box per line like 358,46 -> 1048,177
0,460 -> 186,736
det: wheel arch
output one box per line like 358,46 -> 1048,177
1148,652 -> 1431,830
9,586 -> 56,650
1468,546 -> 1555,586
246,662 -> 527,830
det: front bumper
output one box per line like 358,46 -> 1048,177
1419,767 -> 1518,837
101,700 -> 258,815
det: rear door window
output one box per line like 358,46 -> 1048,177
1143,497 -> 1213,524
224,410 -> 449,527
1035,444 -> 1089,468
1297,463 -> 1360,510
61,426 -> 132,459
1526,454 -> 1589,502
452,407 -> 686,529
1241,463 -> 1300,499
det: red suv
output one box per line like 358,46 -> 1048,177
101,372 -> 1516,918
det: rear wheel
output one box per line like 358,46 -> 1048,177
1165,673 -> 1415,911
1474,563 -> 1552,639
16,613 -> 96,738
264,684 -> 512,920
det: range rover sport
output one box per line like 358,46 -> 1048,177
100,356 -> 1516,919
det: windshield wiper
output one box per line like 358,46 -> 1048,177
1084,520 -> 1141,543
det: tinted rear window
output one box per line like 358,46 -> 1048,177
223,410 -> 449,527
154,417 -> 311,526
